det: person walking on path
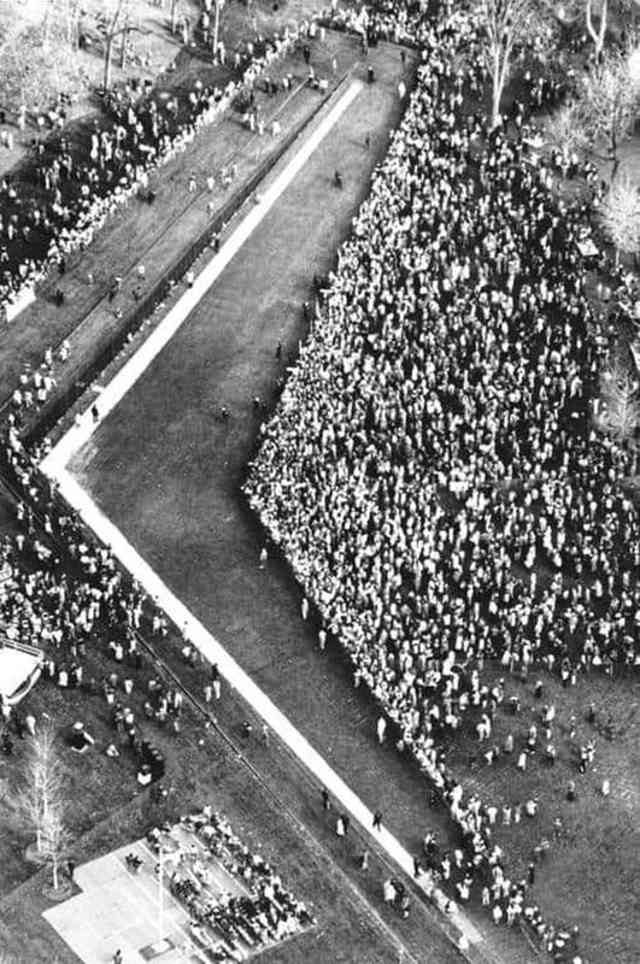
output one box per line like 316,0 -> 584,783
211,663 -> 221,700
372,810 -> 383,831
321,787 -> 330,811
376,715 -> 386,744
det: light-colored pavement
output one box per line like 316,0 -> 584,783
43,841 -> 193,964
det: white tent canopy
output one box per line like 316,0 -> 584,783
0,641 -> 43,705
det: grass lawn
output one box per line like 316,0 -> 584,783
441,661 -> 640,963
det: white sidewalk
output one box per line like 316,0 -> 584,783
40,79 -> 484,955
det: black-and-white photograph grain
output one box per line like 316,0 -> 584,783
1,1 -> 639,962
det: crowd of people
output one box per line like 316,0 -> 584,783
0,388 -> 194,772
0,17 -> 317,319
147,807 -> 314,959
0,1 -> 635,959
246,2 -> 639,957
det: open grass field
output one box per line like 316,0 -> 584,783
441,661 -> 640,963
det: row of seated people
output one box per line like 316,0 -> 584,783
144,808 -> 313,958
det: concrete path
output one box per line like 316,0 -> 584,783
43,842 -> 192,964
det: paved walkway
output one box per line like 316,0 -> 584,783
41,80 -> 484,956
43,841 -> 195,964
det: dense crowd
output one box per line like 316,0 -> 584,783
0,19 -> 313,318
0,390 -> 192,768
246,3 -> 638,957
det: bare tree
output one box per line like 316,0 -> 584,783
598,176 -> 640,262
585,0 -> 609,58
599,362 -> 640,438
0,2 -> 84,114
578,49 -> 640,175
474,0 -> 552,128
97,0 -> 150,90
558,0 -> 608,57
545,101 -> 589,157
555,0 -> 640,56
40,804 -> 71,892
18,723 -> 65,856
212,0 -> 221,62
170,0 -> 180,35
40,0 -> 82,47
